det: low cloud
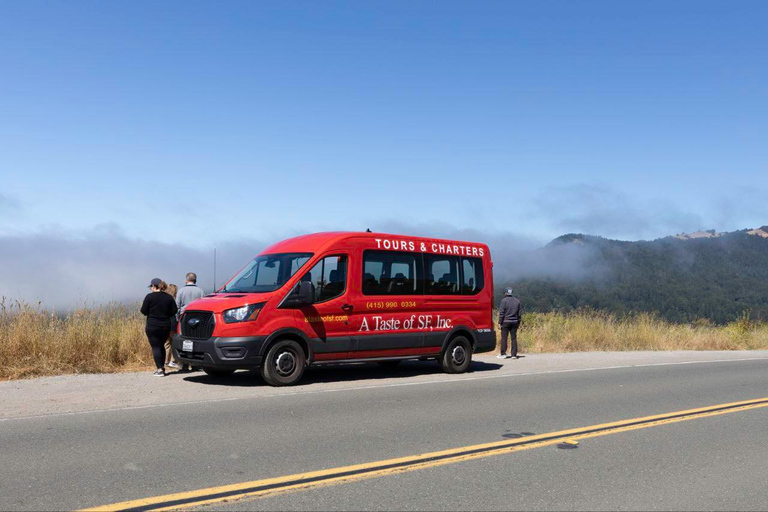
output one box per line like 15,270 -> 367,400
0,226 -> 265,309
0,222 -> 602,308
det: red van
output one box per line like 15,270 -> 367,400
172,232 -> 495,386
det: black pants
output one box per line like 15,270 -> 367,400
500,322 -> 519,357
146,324 -> 171,370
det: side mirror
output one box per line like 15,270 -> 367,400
280,281 -> 314,308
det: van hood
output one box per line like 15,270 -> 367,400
183,292 -> 277,313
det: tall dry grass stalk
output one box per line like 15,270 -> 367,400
0,298 -> 150,380
501,309 -> 768,353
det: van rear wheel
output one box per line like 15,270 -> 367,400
261,339 -> 306,386
440,336 -> 472,374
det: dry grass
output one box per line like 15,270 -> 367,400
500,309 -> 768,353
0,298 -> 151,380
2,299 -> 768,381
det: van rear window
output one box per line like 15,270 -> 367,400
362,250 -> 423,296
461,257 -> 484,295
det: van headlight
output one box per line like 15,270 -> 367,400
222,303 -> 265,324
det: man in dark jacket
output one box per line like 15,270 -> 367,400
497,287 -> 522,359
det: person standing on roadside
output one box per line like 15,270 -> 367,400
175,272 -> 205,371
141,278 -> 178,377
497,287 -> 522,359
164,283 -> 181,370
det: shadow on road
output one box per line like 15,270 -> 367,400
182,359 -> 502,387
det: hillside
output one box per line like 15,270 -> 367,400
504,227 -> 768,324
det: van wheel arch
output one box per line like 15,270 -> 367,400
440,326 -> 477,354
261,329 -> 312,364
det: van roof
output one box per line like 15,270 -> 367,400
260,231 -> 489,255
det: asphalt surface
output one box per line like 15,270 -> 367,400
1,352 -> 767,511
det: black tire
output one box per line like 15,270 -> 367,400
440,336 -> 472,374
203,368 -> 235,378
260,339 -> 306,386
376,360 -> 402,368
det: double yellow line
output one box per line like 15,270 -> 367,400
83,396 -> 768,511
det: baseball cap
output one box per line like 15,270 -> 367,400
148,277 -> 162,288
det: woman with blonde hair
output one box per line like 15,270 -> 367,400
164,283 -> 181,369
140,278 -> 178,377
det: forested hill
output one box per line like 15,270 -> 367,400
503,227 -> 768,324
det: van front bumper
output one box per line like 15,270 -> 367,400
172,334 -> 266,369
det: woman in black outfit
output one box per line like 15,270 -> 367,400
141,278 -> 178,377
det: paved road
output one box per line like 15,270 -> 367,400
1,351 -> 767,511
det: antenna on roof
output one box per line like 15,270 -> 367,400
366,228 -> 372,233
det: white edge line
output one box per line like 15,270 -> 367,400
2,356 -> 768,423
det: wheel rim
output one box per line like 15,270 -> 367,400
275,351 -> 297,376
451,344 -> 467,366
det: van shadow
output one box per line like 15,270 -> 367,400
182,360 -> 502,388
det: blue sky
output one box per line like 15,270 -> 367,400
1,0 -> 767,248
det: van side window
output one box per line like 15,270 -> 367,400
461,257 -> 484,295
424,254 -> 461,295
362,250 -> 423,295
302,255 -> 348,303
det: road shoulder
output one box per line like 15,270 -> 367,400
2,350 -> 767,421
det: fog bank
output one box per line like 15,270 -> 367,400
0,224 -> 606,309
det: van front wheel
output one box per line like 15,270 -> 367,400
261,339 -> 306,386
440,336 -> 472,374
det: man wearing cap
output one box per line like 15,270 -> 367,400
497,287 -> 522,359
140,278 -> 178,377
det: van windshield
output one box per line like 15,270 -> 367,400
223,253 -> 312,293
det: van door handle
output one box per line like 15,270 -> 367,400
341,304 -> 354,312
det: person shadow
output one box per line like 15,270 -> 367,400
183,359 -> 502,387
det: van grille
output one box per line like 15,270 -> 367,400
181,311 -> 215,339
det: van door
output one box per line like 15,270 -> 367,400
295,254 -> 353,361
346,249 -> 425,358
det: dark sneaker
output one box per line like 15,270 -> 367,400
181,364 -> 190,372
153,369 -> 165,377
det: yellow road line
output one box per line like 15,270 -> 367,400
82,396 -> 768,511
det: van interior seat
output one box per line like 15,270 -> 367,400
363,272 -> 379,294
323,269 -> 344,299
300,271 -> 317,298
388,272 -> 409,293
438,272 -> 457,293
